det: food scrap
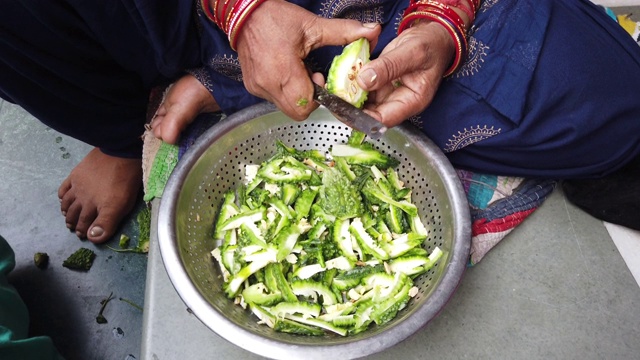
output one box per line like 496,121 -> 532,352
96,292 -> 114,324
62,248 -> 96,271
34,252 -> 49,269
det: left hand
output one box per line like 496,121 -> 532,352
356,21 -> 455,128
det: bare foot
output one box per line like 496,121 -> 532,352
151,74 -> 220,144
58,148 -> 142,243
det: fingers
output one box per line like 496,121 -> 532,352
357,43 -> 427,92
311,20 -> 381,51
364,86 -> 426,128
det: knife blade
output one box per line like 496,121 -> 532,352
312,83 -> 387,139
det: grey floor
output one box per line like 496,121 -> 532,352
0,99 -> 147,360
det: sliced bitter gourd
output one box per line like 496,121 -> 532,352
326,38 -> 371,108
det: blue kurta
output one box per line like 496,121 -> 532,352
1,0 -> 639,178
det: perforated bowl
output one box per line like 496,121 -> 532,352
157,102 -> 471,359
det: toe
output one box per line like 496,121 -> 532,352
75,207 -> 98,240
58,177 -> 72,201
64,201 -> 82,232
87,207 -> 125,244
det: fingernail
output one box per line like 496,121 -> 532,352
90,226 -> 104,237
363,22 -> 378,29
359,68 -> 378,87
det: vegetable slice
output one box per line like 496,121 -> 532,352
326,38 -> 371,108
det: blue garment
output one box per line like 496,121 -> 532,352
0,0 -> 201,158
193,0 -> 640,178
1,0 -> 639,177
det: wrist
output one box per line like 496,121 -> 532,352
399,0 -> 477,76
202,0 -> 269,50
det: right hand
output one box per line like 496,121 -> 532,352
234,0 -> 381,121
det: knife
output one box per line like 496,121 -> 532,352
312,83 -> 387,139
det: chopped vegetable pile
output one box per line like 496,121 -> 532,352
210,131 -> 443,336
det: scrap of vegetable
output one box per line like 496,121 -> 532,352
108,206 -> 151,254
96,292 -> 114,324
34,252 -> 49,269
62,248 -> 96,271
210,134 -> 441,336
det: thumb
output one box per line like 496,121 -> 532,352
311,20 -> 381,50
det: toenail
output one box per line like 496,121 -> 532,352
66,223 -> 73,229
75,231 -> 83,237
62,211 -> 66,216
90,226 -> 104,237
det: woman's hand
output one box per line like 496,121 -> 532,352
357,21 -> 455,128
235,0 -> 381,121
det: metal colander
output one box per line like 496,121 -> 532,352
158,102 -> 471,359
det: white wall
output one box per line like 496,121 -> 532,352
591,0 -> 640,6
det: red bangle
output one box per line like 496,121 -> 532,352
228,0 -> 268,50
433,0 -> 473,21
201,0 -> 218,24
416,2 -> 466,32
399,11 -> 467,77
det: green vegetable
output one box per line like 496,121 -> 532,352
326,38 -> 371,108
34,252 -> 49,269
317,167 -> 364,220
107,206 -> 152,254
135,205 -> 151,253
331,144 -> 400,169
210,137 -> 441,336
96,292 -> 114,324
118,234 -> 130,249
63,248 -> 96,271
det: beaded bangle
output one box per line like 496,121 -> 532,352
398,10 -> 467,76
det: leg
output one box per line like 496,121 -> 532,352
0,1 -> 200,243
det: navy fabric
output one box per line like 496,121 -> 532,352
0,0 -> 201,158
1,0 -> 639,177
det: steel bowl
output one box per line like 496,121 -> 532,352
157,102 -> 471,359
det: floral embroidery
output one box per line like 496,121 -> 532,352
209,54 -> 243,82
453,36 -> 489,78
188,67 -> 215,93
392,9 -> 403,32
319,0 -> 384,23
444,125 -> 501,152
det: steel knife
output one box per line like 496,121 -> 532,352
312,83 -> 387,139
